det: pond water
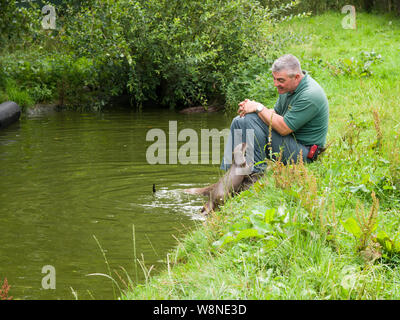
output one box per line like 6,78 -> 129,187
0,107 -> 232,299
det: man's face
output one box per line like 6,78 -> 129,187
272,71 -> 301,94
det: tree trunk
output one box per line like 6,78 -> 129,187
364,0 -> 373,12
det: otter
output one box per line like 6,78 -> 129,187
184,142 -> 250,214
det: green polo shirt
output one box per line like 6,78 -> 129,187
274,71 -> 329,147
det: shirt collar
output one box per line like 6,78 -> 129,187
288,70 -> 308,96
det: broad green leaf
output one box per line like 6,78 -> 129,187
376,230 -> 390,243
213,233 -> 235,248
349,184 -> 369,193
264,208 -> 275,224
385,239 -> 392,252
340,217 -> 362,238
236,228 -> 263,241
249,215 -> 274,234
230,221 -> 252,232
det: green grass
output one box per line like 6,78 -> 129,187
117,11 -> 400,300
2,79 -> 35,110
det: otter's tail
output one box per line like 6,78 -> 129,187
183,186 -> 212,196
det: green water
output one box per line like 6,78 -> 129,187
0,107 -> 231,299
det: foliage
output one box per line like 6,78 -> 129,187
303,51 -> 384,79
333,51 -> 383,78
0,50 -> 104,108
0,278 -> 12,300
1,0 -> 304,110
0,0 -> 42,49
340,192 -> 379,251
223,55 -> 278,113
4,79 -> 35,109
223,28 -> 313,113
212,203 -> 288,249
261,0 -> 400,15
374,230 -> 400,258
59,0 -> 287,109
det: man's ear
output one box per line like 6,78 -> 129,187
294,73 -> 303,84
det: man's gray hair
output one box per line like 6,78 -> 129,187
271,54 -> 302,77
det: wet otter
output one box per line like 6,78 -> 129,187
184,142 -> 250,214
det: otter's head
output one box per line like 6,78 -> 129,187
232,143 -> 247,167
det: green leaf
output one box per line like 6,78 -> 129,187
236,189 -> 252,201
253,219 -> 274,234
249,214 -> 274,233
385,239 -> 392,252
376,230 -> 390,243
264,208 -> 276,224
374,230 -> 400,254
230,221 -> 252,232
394,240 -> 400,254
349,184 -> 369,193
213,232 -> 235,248
236,228 -> 263,241
342,58 -> 353,67
340,217 -> 362,238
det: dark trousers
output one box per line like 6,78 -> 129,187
220,113 -> 311,173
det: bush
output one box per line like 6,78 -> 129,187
224,55 -> 278,113
60,0 -> 298,109
1,50 -> 103,108
1,0 -> 303,110
0,0 -> 42,49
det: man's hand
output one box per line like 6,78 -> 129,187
238,98 -> 293,136
237,99 -> 263,117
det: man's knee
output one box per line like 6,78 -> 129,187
231,115 -> 245,129
231,113 -> 262,130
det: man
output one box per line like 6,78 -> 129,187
221,54 -> 329,174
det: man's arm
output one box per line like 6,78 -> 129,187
238,99 -> 293,136
258,106 -> 293,136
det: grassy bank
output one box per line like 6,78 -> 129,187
120,12 -> 400,299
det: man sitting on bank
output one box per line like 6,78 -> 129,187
221,54 -> 329,175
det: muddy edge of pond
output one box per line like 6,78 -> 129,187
25,101 -> 225,115
26,101 -> 64,115
179,105 -> 224,114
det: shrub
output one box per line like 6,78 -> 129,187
60,0 -> 299,109
1,0 -> 304,110
0,0 -> 42,49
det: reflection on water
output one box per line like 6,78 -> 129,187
0,107 -> 231,299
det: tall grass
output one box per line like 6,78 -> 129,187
3,79 -> 34,109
